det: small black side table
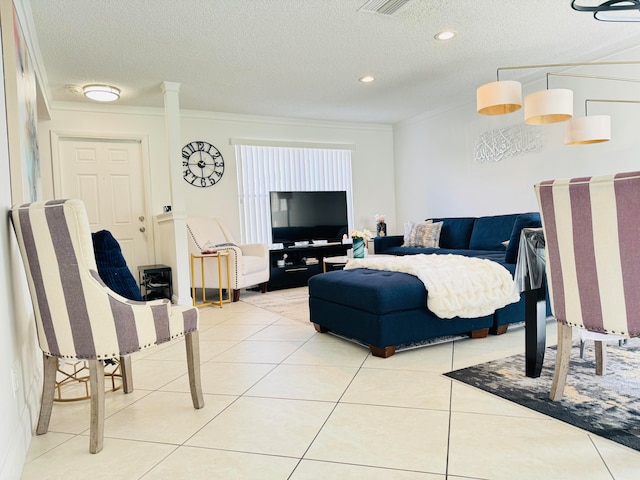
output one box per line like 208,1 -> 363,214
514,227 -> 547,378
138,264 -> 173,301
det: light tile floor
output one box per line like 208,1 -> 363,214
21,290 -> 640,479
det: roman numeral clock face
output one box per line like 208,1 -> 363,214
182,141 -> 224,188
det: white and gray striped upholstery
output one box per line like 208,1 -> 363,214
11,199 -> 199,360
12,199 -> 203,453
535,172 -> 640,338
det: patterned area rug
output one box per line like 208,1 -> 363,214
446,338 -> 640,451
240,286 -> 311,324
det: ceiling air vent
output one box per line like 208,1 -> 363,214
358,0 -> 412,15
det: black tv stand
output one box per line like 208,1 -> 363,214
268,243 -> 350,291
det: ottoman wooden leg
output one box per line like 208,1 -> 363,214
369,345 -> 397,358
470,327 -> 490,339
490,325 -> 509,335
313,323 -> 330,333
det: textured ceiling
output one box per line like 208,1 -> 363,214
26,0 -> 640,124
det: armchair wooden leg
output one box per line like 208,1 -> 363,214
594,340 -> 607,375
550,323 -> 572,401
232,289 -> 240,302
36,353 -> 58,435
260,282 -> 268,293
88,360 -> 105,454
185,331 -> 204,409
120,355 -> 133,393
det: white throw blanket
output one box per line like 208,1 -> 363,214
344,254 -> 520,319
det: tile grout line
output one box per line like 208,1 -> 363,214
445,339 -> 456,479
286,345 -> 372,479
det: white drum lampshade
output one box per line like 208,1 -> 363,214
565,115 -> 611,145
524,88 -> 573,124
477,80 -> 522,115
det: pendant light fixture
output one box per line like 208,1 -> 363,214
571,0 -> 640,22
565,99 -> 640,145
476,80 -> 522,115
524,88 -> 573,125
565,115 -> 611,145
476,61 -> 640,145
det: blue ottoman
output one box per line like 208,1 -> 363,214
308,268 -> 494,357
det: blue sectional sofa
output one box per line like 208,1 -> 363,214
374,212 -> 542,331
308,212 -> 543,357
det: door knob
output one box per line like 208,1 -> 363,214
139,226 -> 146,233
139,215 -> 145,222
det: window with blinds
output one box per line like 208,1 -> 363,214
235,144 -> 354,245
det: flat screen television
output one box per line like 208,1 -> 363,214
270,191 -> 348,245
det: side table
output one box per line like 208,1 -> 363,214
190,251 -> 231,307
322,253 -> 398,272
323,255 -> 349,272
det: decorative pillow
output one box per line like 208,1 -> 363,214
214,242 -> 237,248
402,221 -> 443,248
504,212 -> 542,264
403,220 -> 431,245
92,230 -> 143,301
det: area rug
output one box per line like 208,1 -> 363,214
445,339 -> 640,451
240,286 -> 311,324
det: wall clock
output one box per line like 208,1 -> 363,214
182,141 -> 224,188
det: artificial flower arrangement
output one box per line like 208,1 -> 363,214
350,229 -> 372,240
374,213 -> 385,224
349,229 -> 372,258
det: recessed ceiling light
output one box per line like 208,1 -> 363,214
83,84 -> 121,102
359,75 -> 375,83
434,30 -> 455,41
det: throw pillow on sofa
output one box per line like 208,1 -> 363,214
403,220 -> 443,248
504,212 -> 542,264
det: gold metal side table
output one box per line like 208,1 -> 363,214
190,251 -> 231,307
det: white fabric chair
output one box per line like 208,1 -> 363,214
535,172 -> 640,401
187,217 -> 269,301
11,199 -> 204,453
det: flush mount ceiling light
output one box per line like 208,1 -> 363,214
359,75 -> 375,83
571,0 -> 640,22
83,84 -> 120,102
434,30 -> 455,40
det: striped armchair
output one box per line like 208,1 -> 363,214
11,199 -> 204,453
535,172 -> 640,401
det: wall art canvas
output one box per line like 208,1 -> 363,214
13,5 -> 40,202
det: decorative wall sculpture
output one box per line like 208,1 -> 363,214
474,124 -> 542,164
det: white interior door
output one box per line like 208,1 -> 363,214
56,137 -> 152,272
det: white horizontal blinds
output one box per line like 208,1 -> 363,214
235,145 -> 354,244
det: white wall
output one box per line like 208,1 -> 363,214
38,106 -> 396,246
0,60 -> 41,480
393,50 -> 640,231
